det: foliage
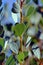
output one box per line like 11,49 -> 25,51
29,58 -> 37,65
17,51 -> 28,63
40,18 -> 43,26
26,0 -> 30,4
26,5 -> 36,17
0,38 -> 4,49
12,23 -> 26,37
5,55 -> 16,65
0,53 -> 5,61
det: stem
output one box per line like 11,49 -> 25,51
20,36 -> 23,52
20,9 -> 23,23
20,0 -> 24,23
20,1 -> 24,65
20,0 -> 23,51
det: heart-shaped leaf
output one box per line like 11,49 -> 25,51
12,23 -> 26,37
0,38 -> 4,49
5,55 -> 16,65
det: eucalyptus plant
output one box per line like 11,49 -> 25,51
0,0 -> 43,65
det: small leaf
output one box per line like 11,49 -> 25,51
40,18 -> 43,26
23,51 -> 28,58
26,6 -> 35,17
12,23 -> 26,37
9,42 -> 18,54
0,38 -> 4,49
5,55 -> 16,65
17,51 -> 28,63
17,52 -> 24,63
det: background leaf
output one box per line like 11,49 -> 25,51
26,0 -> 30,4
29,58 -> 37,65
23,51 -> 28,58
26,6 -> 35,17
41,0 -> 43,4
0,38 -> 4,49
0,53 -> 5,61
40,18 -> 43,26
5,55 -> 16,65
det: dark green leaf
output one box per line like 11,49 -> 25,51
0,53 -> 5,62
40,19 -> 43,26
0,25 -> 3,34
23,51 -> 28,58
32,38 -> 38,43
5,55 -> 16,65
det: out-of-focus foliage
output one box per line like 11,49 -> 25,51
0,38 -> 4,49
29,58 -> 37,65
5,55 -> 16,65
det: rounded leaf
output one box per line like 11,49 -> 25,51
12,23 -> 26,37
